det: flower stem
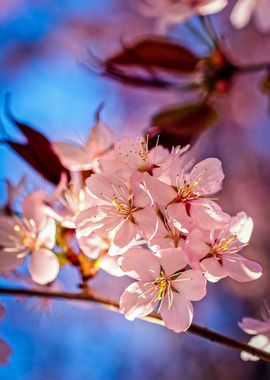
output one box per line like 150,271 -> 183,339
0,286 -> 269,363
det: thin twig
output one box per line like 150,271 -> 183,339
0,286 -> 270,363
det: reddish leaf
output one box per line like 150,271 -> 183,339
147,102 -> 218,148
106,37 -> 199,74
3,96 -> 70,185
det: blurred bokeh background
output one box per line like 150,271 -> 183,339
0,1 -> 270,379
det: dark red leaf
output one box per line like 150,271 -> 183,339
3,95 -> 70,185
106,37 -> 199,74
147,102 -> 218,148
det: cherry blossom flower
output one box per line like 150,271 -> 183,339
239,305 -> 270,361
138,0 -> 228,32
149,211 -> 192,251
102,136 -> 169,178
76,173 -> 159,250
119,247 -> 207,332
230,0 -> 270,32
143,157 -> 230,231
0,192 -> 59,285
52,116 -> 114,172
50,184 -> 94,229
186,212 -> 262,282
77,230 -> 124,276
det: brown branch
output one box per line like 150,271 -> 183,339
0,286 -> 269,363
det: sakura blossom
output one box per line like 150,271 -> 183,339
76,230 -> 125,277
186,212 -> 262,282
52,114 -> 114,172
50,183 -> 94,229
143,156 -> 230,231
231,0 -> 270,32
239,305 -> 270,361
0,191 -> 59,285
137,0 -> 228,31
0,122 -> 266,363
76,173 -> 159,250
101,136 -> 169,178
119,247 -> 207,332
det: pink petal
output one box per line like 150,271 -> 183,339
52,142 -> 90,171
133,207 -> 158,240
222,254 -> 262,282
189,158 -> 224,195
239,317 -> 270,335
113,220 -> 138,248
132,177 -> 152,208
143,173 -> 176,207
201,257 -> 226,282
99,255 -> 125,277
119,247 -> 160,280
78,233 -> 109,259
23,190 -> 48,229
76,206 -> 121,237
120,281 -> 157,320
156,247 -> 188,276
186,229 -> 209,263
115,136 -> 148,169
173,269 -> 207,301
190,199 -> 230,229
86,121 -> 114,155
86,174 -> 129,204
149,145 -> 169,167
160,292 -> 193,332
166,202 -> 193,233
0,250 -> 25,273
29,248 -> 59,285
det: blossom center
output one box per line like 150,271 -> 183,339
176,179 -> 200,202
208,235 -> 238,257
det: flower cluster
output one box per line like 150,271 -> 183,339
0,121 -> 263,333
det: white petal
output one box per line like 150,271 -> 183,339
29,249 -> 59,285
37,217 -> 56,249
230,0 -> 255,29
241,335 -> 270,361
